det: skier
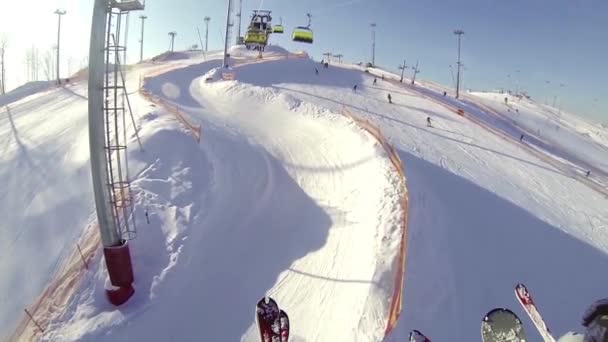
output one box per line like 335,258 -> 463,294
426,117 -> 432,127
557,298 -> 608,341
586,170 -> 591,177
315,68 -> 319,75
387,93 -> 392,104
382,74 -> 385,80
373,78 -> 377,85
443,91 -> 447,96
520,134 -> 525,142
353,84 -> 358,92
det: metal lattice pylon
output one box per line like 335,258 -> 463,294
102,3 -> 143,241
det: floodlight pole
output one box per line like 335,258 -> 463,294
204,17 -> 211,54
411,60 -> 420,85
169,31 -> 177,52
55,9 -> 67,84
139,15 -> 147,62
236,0 -> 243,44
454,29 -> 464,98
370,23 -> 376,66
399,59 -> 406,82
223,0 -> 232,68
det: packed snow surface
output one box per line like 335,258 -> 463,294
1,45 -> 607,341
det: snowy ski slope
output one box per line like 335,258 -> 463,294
1,45 -> 607,341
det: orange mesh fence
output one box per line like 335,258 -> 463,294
139,88 -> 201,143
8,226 -> 100,342
341,108 -> 408,336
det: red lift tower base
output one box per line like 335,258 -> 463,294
103,240 -> 135,306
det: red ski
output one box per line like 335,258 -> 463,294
256,297 -> 280,342
256,297 -> 290,342
279,310 -> 289,342
514,283 -> 556,342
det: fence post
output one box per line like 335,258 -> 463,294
76,243 -> 89,270
24,309 -> 44,333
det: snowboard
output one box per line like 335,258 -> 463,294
481,308 -> 526,342
515,283 -> 556,342
409,329 -> 431,342
256,296 -> 289,342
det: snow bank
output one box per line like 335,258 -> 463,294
229,44 -> 290,58
41,109 -> 210,341
0,84 -> 92,337
0,81 -> 55,107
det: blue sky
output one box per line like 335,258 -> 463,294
1,0 -> 606,122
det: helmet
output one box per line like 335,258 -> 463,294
582,298 -> 608,342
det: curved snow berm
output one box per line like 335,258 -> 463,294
39,53 -> 404,341
195,77 -> 405,342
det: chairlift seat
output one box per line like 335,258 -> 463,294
292,27 -> 313,44
110,0 -> 145,11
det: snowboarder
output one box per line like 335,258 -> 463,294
443,91 -> 447,96
315,68 -> 319,75
353,85 -> 358,92
387,93 -> 392,104
426,117 -> 432,127
373,78 -> 377,85
586,170 -> 591,177
520,134 -> 525,142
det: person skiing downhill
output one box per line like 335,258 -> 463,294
387,93 -> 392,104
538,297 -> 608,342
426,117 -> 432,127
557,298 -> 608,341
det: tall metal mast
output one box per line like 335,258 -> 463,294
139,15 -> 147,62
370,23 -> 376,66
223,0 -> 232,67
55,9 -> 67,84
454,29 -> 464,98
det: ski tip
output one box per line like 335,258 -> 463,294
483,308 -> 521,322
409,329 -> 430,342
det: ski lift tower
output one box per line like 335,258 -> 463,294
88,0 -> 145,306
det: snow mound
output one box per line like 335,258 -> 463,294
229,44 -> 291,58
0,81 -> 55,107
151,51 -> 197,62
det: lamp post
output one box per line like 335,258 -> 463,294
55,9 -> 67,84
453,29 -> 464,98
204,16 -> 211,53
223,0 -> 232,68
168,31 -> 177,52
370,23 -> 376,66
139,15 -> 147,62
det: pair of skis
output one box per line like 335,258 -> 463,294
411,283 -> 556,342
481,283 -> 556,342
256,297 -> 289,342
